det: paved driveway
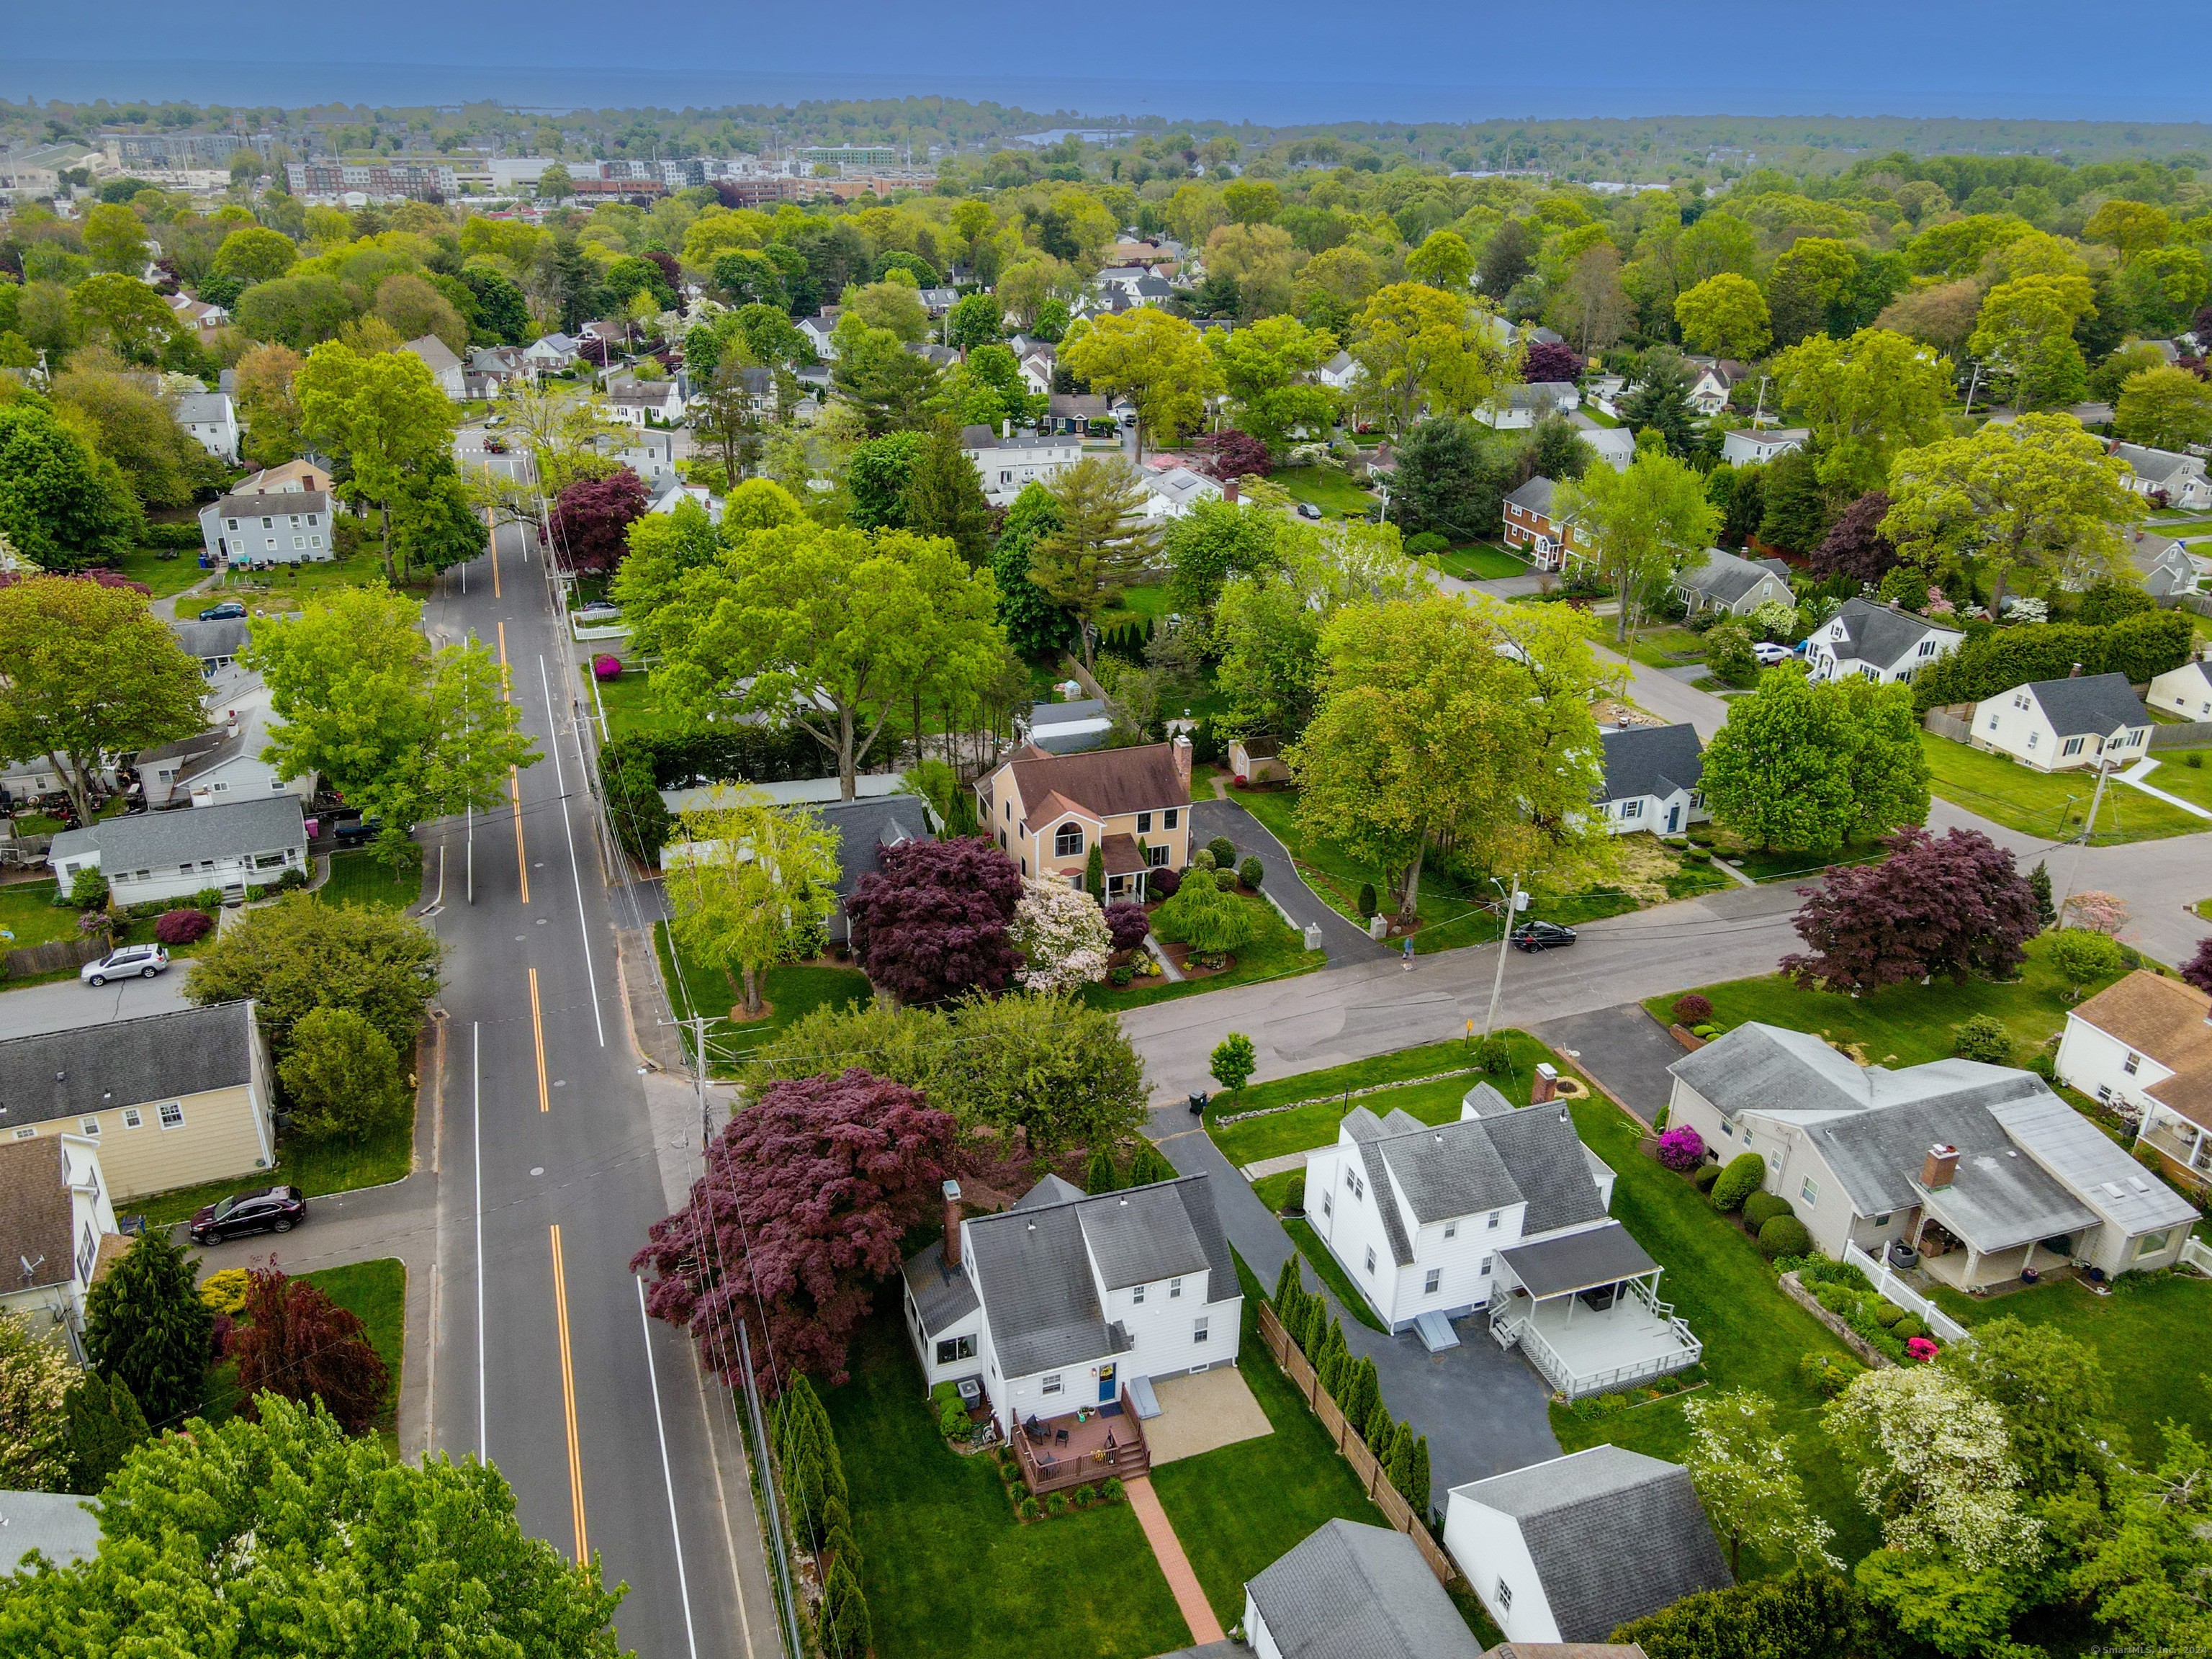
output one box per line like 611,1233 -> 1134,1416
0,969 -> 186,1042
1190,798 -> 1390,966
1534,1004 -> 1693,1125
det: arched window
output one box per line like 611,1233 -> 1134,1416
1054,824 -> 1084,858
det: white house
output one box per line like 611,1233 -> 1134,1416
135,679 -> 314,811
0,1133 -> 120,1363
1316,349 -> 1360,391
235,459 -> 331,495
1445,1445 -> 1730,1645
1135,464 -> 1224,519
2147,657 -> 2212,719
1682,356 -> 1752,417
1672,547 -> 1793,616
197,488 -> 336,566
2058,971 -> 2212,1187
402,335 -> 467,400
900,1171 -> 1241,1441
521,332 -> 580,372
1475,382 -> 1580,431
1806,597 -> 1963,685
1585,373 -> 1627,416
598,428 -> 679,490
601,376 -> 686,426
960,423 -> 1082,507
1969,672 -> 2149,773
1243,1520 -> 1483,1659
2113,441 -> 2212,511
796,312 -> 841,361
50,796 -> 307,907
1596,723 -> 1707,837
1579,423 -> 1637,472
170,390 -> 239,464
1664,1022 -> 2198,1290
1719,427 -> 1807,467
2126,529 -> 2203,601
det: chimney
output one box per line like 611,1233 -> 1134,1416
2069,662 -> 2082,678
1172,733 -> 1192,796
1001,418 -> 1012,439
1921,1144 -> 1959,1190
1532,1063 -> 1558,1104
941,1179 -> 963,1271
1223,478 -> 1238,504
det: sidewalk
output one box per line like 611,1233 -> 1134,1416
1124,1475 -> 1226,1645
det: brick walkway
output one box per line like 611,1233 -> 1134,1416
1123,1474 -> 1226,1645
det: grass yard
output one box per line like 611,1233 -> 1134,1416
1704,828 -> 1888,886
110,546 -> 216,600
1555,1092 -> 1879,1573
1208,1030 -> 1576,1169
202,1258 -> 407,1454
1645,930 -> 2128,1073
1228,785 -> 1490,953
318,851 -> 423,911
0,882 -> 83,952
1282,1216 -> 1387,1331
2134,750 -> 2212,813
1272,465 -> 1377,519
1080,892 -> 1324,1012
824,1310 -> 1192,1659
1432,542 -> 1531,581
653,921 -> 871,1072
1624,626 -> 1710,673
581,665 -> 699,743
212,549 -> 404,605
1920,733 -> 2208,844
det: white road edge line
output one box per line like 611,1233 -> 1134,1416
637,1276 -> 702,1659
474,1020 -> 487,1463
539,652 -> 608,1048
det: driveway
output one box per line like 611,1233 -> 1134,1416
1534,1004 -> 1693,1125
1147,1104 -> 1561,1495
0,968 -> 187,1042
1190,799 -> 1390,966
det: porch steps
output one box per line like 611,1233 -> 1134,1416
1413,1311 -> 1460,1354
1127,1375 -> 1162,1419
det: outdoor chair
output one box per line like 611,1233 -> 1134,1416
1053,1427 -> 1069,1448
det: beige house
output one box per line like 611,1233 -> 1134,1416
974,737 -> 1193,902
0,1002 -> 278,1203
0,1133 -> 122,1360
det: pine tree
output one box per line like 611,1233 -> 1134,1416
64,1371 -> 150,1491
1127,1143 -> 1177,1186
1084,842 -> 1105,899
817,1557 -> 873,1659
903,426 -> 994,566
1363,1394 -> 1394,1452
1274,1256 -> 1303,1310
1084,1146 -> 1120,1194
81,1231 -> 215,1431
1387,1421 -> 1415,1496
1408,1436 -> 1432,1527
2028,860 -> 2056,930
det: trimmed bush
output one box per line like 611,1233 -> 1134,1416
1018,1496 -> 1040,1520
1797,1349 -> 1862,1398
1951,1013 -> 2011,1064
1709,1152 -> 1766,1213
1207,836 -> 1238,870
153,907 -> 213,945
1671,993 -> 1713,1025
1755,1215 -> 1813,1259
1406,530 -> 1449,557
1147,866 -> 1182,900
1742,1192 -> 1794,1229
1871,1301 -> 1907,1327
1238,855 -> 1263,891
1894,1315 -> 1927,1341
1356,881 -> 1378,920
1107,963 -> 1133,987
1281,1170 -> 1305,1213
1474,1035 -> 1511,1076
1693,1164 -> 1722,1194
591,653 -> 623,680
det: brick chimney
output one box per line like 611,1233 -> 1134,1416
1223,478 -> 1238,504
2069,662 -> 2082,678
1532,1063 -> 1558,1104
941,1179 -> 963,1270
1921,1144 -> 1959,1190
1171,733 -> 1192,796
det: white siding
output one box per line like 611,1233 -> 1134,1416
1443,1497 -> 1560,1643
2057,1012 -> 2175,1117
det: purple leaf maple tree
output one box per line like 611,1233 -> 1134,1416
1519,341 -> 1585,386
1103,901 -> 1152,953
845,835 -> 1023,1004
1781,827 -> 2041,994
547,467 -> 650,574
2181,937 -> 2212,995
1809,490 -> 1902,585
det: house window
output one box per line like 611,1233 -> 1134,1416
1148,845 -> 1169,868
1444,1220 -> 1457,1240
2028,732 -> 2039,750
1719,1118 -> 1737,1140
122,1108 -> 142,1128
1424,1268 -> 1441,1294
1321,1192 -> 1332,1218
935,1334 -> 976,1364
1193,1316 -> 1209,1344
1621,799 -> 1643,819
157,1103 -> 184,1129
1487,1210 -> 1501,1230
1136,811 -> 1152,834
12,1128 -> 33,1140
2097,1084 -> 2116,1104
2123,1052 -> 2141,1076
292,536 -> 305,550
2062,737 -> 2085,757
81,1118 -> 99,1136
1496,1578 -> 1513,1612
1799,1177 -> 1819,1205
1364,1247 -> 1376,1275
1169,1278 -> 1182,1298
261,517 -> 273,529
1164,809 -> 1179,830
1053,824 -> 1083,858
1133,1283 -> 1146,1305
1919,639 -> 1936,656
1479,1254 -> 1493,1276
1042,1373 -> 1063,1396
1987,714 -> 2000,731
2138,1231 -> 2173,1258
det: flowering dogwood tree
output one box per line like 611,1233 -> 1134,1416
1681,1388 -> 1838,1576
2061,889 -> 2130,936
1009,876 -> 1112,993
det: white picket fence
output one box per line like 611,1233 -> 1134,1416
1840,1241 -> 1974,1346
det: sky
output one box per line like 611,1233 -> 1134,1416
9,3 -> 2201,126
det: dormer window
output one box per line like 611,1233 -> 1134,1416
1054,824 -> 1083,858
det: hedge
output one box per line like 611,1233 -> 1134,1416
1709,1151 -> 1766,1213
1756,1215 -> 1813,1259
1743,1191 -> 1794,1229
1911,612 -> 2194,711
142,522 -> 208,550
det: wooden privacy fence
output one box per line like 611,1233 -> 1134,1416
1922,709 -> 1972,743
1256,1301 -> 1458,1587
2149,721 -> 2212,749
2,936 -> 104,979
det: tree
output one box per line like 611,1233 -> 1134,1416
1781,827 -> 2037,993
1702,670 -> 1928,855
1562,241 -> 1632,355
1675,273 -> 1771,360
71,274 -> 179,361
1161,497 -> 1280,622
1209,315 -> 1339,451
1755,449 -> 1832,556
294,341 -> 459,583
1393,416 -> 1509,541
1008,876 -> 1114,993
1210,1032 -> 1257,1094
1938,1316 -> 2115,1497
278,1004 -> 413,1143
372,271 -> 467,356
1763,237 -> 1861,349
1769,328 -> 1951,502
990,482 -> 1075,656
1404,228 -> 1473,292
81,202 -> 150,275
185,892 -> 442,1061
0,398 -> 142,572
1351,282 -> 1514,435
1682,1388 -> 1838,1577
945,292 -> 1004,355
387,461 -> 487,580
634,1070 -> 959,1390
1152,867 -> 1259,956
667,797 -> 840,1018
901,426 -> 994,566
1059,308 -> 1220,457
845,836 -> 1023,1005
2182,937 -> 2212,995
690,358 -> 765,490
233,340 -> 305,467
1884,414 -> 2141,615
848,431 -> 927,531
2045,927 -> 2124,999
62,1370 -> 149,1493
0,1308 -> 75,1492
547,468 -> 651,573
2115,364 -> 2212,451
2068,1426 -> 2212,1654
650,520 -> 1004,799
1030,457 -> 1159,670
81,1231 -> 214,1433
1557,446 -> 1719,641
1613,1570 -> 1864,1659
0,575 -> 204,824
537,161 -> 575,200
0,1395 -> 625,1653
1520,340 -> 1584,387
51,367 -> 216,510
2083,199 -> 2172,261
230,1266 -> 390,1434
1969,274 -> 2095,410
1477,218 -> 1535,297
235,272 -> 356,349
1809,489 -> 1901,585
1824,1364 -> 2038,1574
1619,348 -> 1701,458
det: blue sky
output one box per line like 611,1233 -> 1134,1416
9,4 -> 2198,125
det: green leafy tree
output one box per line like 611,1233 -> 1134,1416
989,482 -> 1075,656
1350,282 -> 1514,435
847,431 -> 926,531
71,274 -> 179,362
1393,415 -> 1511,541
1969,274 -> 2096,410
1557,445 -> 1720,641
1210,1031 -> 1257,1094
1160,497 -> 1281,622
63,1371 -> 150,1493
0,397 -> 143,571
185,891 -> 443,1060
1029,457 -> 1159,670
1154,867 -> 1259,955
1701,668 -> 1928,853
1938,1316 -> 2114,1497
2114,364 -> 2212,452
294,341 -> 459,582
51,367 -> 217,511
233,340 -> 305,467
1060,307 -> 1220,457
1763,237 -> 1858,349
1682,1388 -> 1839,1577
1209,315 -> 1339,451
210,224 -> 300,285
1613,1570 -> 1863,1659
1674,272 -> 1771,359
901,425 -> 994,565
81,1232 -> 214,1433
2044,926 -> 2124,999
831,322 -> 944,433
81,203 -> 150,275
1404,229 -> 1474,292
2067,1425 -> 2212,1655
945,292 -> 1004,355
1619,347 -> 1701,458
1768,328 -> 1952,503
0,1308 -> 76,1492
278,1004 -> 413,1143
666,796 -> 840,1018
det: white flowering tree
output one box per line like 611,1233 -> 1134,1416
1009,876 -> 1113,994
0,1307 -> 76,1491
1681,1388 -> 1839,1577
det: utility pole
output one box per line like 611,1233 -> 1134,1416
2061,755 -> 2115,914
1962,360 -> 1982,418
1483,874 -> 1524,1039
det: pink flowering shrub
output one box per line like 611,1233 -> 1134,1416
1656,1125 -> 1707,1173
592,654 -> 624,681
1905,1336 -> 1939,1362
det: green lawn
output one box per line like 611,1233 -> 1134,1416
211,549 -> 406,604
109,546 -> 216,599
1554,1093 -> 1880,1573
825,1310 -> 1192,1659
1433,542 -> 1531,581
1272,465 -> 1377,519
1208,1030 -> 1576,1168
1920,733 -> 2208,844
1228,785 -> 1490,953
318,851 -> 423,911
135,1105 -> 418,1227
1080,891 -> 1325,1012
1625,626 -> 1710,673
0,883 -> 82,952
1705,831 -> 1888,886
203,1258 -> 407,1454
1642,930 -> 2127,1072
580,665 -> 699,743
653,922 -> 872,1073
2134,750 -> 2212,813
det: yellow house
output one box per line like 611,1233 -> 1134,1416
975,737 -> 1194,902
0,1002 -> 278,1203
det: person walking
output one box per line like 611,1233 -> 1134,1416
1401,935 -> 1414,971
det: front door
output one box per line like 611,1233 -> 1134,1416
1098,1363 -> 1116,1404
1665,803 -> 1680,834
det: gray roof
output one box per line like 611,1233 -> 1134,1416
2023,672 -> 2145,739
1598,723 -> 1703,805
50,796 -> 305,871
1452,1446 -> 1730,1642
1679,547 -> 1784,607
900,1238 -> 980,1336
1500,382 -> 1578,411
1989,1093 -> 2195,1236
0,1491 -> 102,1573
212,490 -> 332,519
2115,442 -> 2204,487
1027,698 -> 1112,755
403,335 -> 462,373
808,796 -> 926,905
960,423 -> 1073,454
1014,1173 -> 1087,1210
0,1002 -> 256,1128
1825,597 -> 1960,672
1342,1101 -> 1607,1265
171,392 -> 230,425
167,617 -> 250,661
1246,1519 -> 1485,1659
2129,534 -> 2197,594
1498,1221 -> 1657,1298
1503,476 -> 1561,518
953,1172 -> 1238,1380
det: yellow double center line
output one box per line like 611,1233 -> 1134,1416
496,621 -> 529,904
549,1223 -> 588,1563
529,967 -> 550,1112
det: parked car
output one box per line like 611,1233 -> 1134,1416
188,1185 -> 307,1245
199,600 -> 247,621
332,815 -> 382,847
81,944 -> 170,986
482,436 -> 508,454
575,601 -> 621,621
1510,920 -> 1578,953
1751,642 -> 1794,666
1295,502 -> 1323,521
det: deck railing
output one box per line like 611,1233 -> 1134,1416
1506,1312 -> 1703,1400
1010,1400 -> 1148,1496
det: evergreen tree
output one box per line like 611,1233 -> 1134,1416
2027,861 -> 2056,930
1084,842 -> 1105,899
1127,1143 -> 1178,1186
904,426 -> 994,567
1274,1256 -> 1303,1312
989,483 -> 1074,657
1085,1146 -> 1120,1194
1387,1421 -> 1416,1496
817,1557 -> 873,1659
1363,1393 -> 1394,1450
1407,1435 -> 1432,1525
64,1371 -> 150,1491
81,1232 -> 214,1431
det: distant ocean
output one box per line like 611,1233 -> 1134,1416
12,59 -> 2209,127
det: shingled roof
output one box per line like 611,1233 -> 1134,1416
1340,1101 -> 1607,1266
1823,597 -> 1961,673
1002,742 -> 1189,824
2018,672 -> 2145,739
0,1002 -> 256,1128
1597,723 -> 1703,805
1247,1519 -> 1485,1659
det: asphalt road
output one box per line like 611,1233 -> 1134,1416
0,965 -> 186,1041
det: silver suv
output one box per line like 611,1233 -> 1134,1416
81,944 -> 170,986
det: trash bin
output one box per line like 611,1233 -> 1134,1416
1367,913 -> 1390,942
1188,1091 -> 1210,1117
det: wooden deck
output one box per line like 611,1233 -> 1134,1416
1012,1395 -> 1149,1495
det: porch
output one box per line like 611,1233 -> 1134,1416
2138,1109 -> 2211,1187
1912,1224 -> 2078,1293
1489,1223 -> 1702,1399
1100,833 -> 1154,903
1012,1395 -> 1151,1496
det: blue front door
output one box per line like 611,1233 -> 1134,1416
1098,1363 -> 1117,1404
1665,803 -> 1681,833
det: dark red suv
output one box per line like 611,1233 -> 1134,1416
189,1186 -> 307,1245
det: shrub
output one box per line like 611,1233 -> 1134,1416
1871,1302 -> 1907,1328
1894,1316 -> 1927,1341
1044,1491 -> 1069,1516
1756,1215 -> 1813,1259
1103,901 -> 1151,953
1107,964 -> 1133,987
1406,531 -> 1449,557
199,1267 -> 251,1315
930,1382 -> 969,1439
275,867 -> 310,891
1743,1192 -> 1794,1228
1905,1336 -> 1939,1362
1356,881 -> 1377,920
192,886 -> 225,912
1280,1170 -> 1305,1213
1474,1035 -> 1511,1076
591,653 -> 623,680
1018,1496 -> 1040,1520
1709,1152 -> 1766,1213
1797,1350 -> 1862,1398
1686,846 -> 1713,865
1671,993 -> 1713,1025
1148,867 -> 1181,899
1798,1257 -> 1872,1293
67,868 -> 109,910
1951,1013 -> 2012,1064
1238,855 -> 1263,891
1694,1164 -> 1722,1194
1101,1478 -> 1124,1501
154,907 -> 213,945
1206,836 -> 1237,870
1656,1124 -> 1706,1172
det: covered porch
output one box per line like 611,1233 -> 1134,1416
1488,1223 -> 1702,1400
1910,1167 -> 2099,1295
2136,1103 -> 2211,1188
1100,833 -> 1153,903
1011,1394 -> 1150,1496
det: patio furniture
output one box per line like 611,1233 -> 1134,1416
1053,1427 -> 1069,1448
1025,1416 -> 1045,1444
